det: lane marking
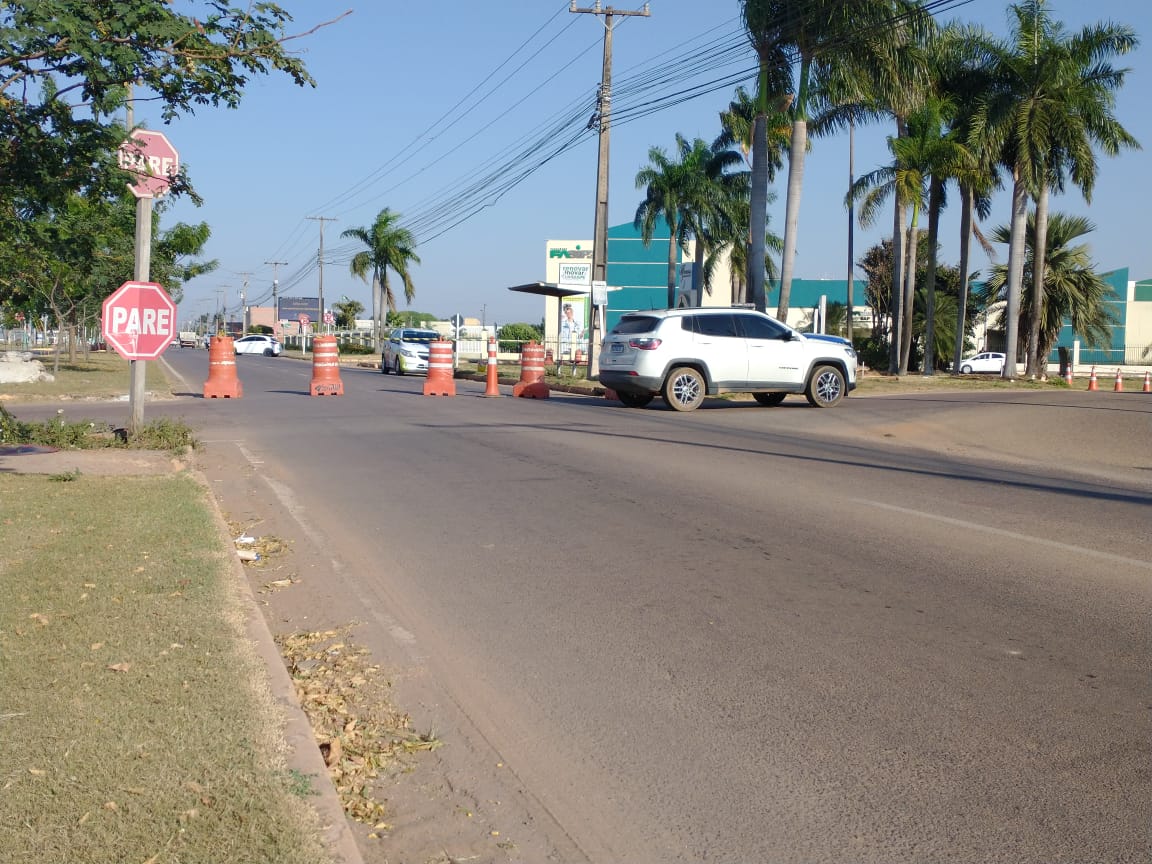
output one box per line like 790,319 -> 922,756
851,498 -> 1152,572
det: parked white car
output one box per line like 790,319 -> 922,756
598,307 -> 857,411
958,352 -> 1006,374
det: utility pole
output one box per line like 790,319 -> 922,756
307,216 -> 337,330
570,0 -> 649,378
265,260 -> 287,330
237,271 -> 253,333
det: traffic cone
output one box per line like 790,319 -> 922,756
203,336 -> 243,398
1143,371 -> 1151,393
1087,367 -> 1098,391
513,342 -> 549,399
1113,368 -> 1123,393
309,335 -> 343,396
1063,367 -> 1073,386
423,341 -> 456,396
482,338 -> 501,397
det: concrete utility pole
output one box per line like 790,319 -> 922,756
265,260 -> 287,325
307,216 -> 337,327
237,271 -> 253,333
570,0 -> 649,378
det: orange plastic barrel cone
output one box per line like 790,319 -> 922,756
203,335 -> 243,399
1113,368 -> 1124,392
1063,367 -> 1073,386
423,340 -> 456,396
483,338 -> 501,397
1143,371 -> 1151,393
309,335 -> 344,396
1087,367 -> 1098,391
513,342 -> 549,399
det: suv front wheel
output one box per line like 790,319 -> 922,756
805,365 -> 846,408
663,366 -> 706,412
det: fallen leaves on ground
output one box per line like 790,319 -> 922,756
276,626 -> 440,828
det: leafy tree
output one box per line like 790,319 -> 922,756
342,208 -> 420,347
497,322 -> 542,353
0,1 -> 344,214
333,299 -> 364,330
978,211 -> 1115,366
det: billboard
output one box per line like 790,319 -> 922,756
278,297 -> 320,322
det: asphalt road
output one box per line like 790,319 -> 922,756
83,352 -> 1152,861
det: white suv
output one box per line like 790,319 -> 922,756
598,308 -> 857,411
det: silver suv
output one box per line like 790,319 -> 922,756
598,308 -> 857,411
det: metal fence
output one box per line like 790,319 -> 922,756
1055,346 -> 1152,366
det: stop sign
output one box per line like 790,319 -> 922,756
117,130 -> 179,198
102,281 -> 177,360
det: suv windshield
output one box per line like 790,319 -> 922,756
610,315 -> 663,335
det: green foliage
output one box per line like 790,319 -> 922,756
497,323 -> 542,352
342,209 -> 420,315
333,299 -> 364,330
854,334 -> 891,372
337,342 -> 374,355
0,1 -> 340,215
0,403 -> 196,453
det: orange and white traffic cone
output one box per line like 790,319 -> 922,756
1087,367 -> 1098,391
482,338 -> 501,397
1143,371 -> 1151,393
1113,368 -> 1124,393
1063,366 -> 1073,386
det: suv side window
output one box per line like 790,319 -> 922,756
688,314 -> 739,338
737,314 -> 789,340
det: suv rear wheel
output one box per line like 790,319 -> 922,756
753,392 -> 787,406
662,366 -> 706,412
805,365 -> 846,408
617,391 -> 654,408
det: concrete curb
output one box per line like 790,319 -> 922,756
200,474 -> 366,864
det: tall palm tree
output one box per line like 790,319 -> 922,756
848,99 -> 968,372
634,135 -> 741,307
341,208 -> 419,348
979,211 -> 1115,363
971,0 -> 1138,379
740,0 -> 928,325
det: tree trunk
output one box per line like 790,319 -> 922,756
748,113 -> 769,312
776,116 -> 807,322
889,200 -> 905,375
922,177 -> 944,375
371,272 -> 382,349
1027,183 -> 1051,379
1002,173 -> 1029,381
666,222 -> 678,308
953,185 -> 974,374
901,215 -> 918,375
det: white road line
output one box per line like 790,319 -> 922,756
850,498 -> 1152,571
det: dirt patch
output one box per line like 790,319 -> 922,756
0,447 -> 188,476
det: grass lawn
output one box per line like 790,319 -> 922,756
0,473 -> 330,864
0,350 -> 171,401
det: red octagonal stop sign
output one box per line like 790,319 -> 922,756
102,281 -> 177,360
117,130 -> 179,198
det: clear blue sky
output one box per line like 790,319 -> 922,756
160,0 -> 1152,327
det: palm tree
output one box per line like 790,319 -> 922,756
340,208 -> 419,348
634,135 -> 741,307
971,0 -> 1138,379
979,211 -> 1115,363
740,0 -> 928,325
848,99 -> 969,372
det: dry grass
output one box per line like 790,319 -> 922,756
0,474 -> 330,864
0,350 -> 171,401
